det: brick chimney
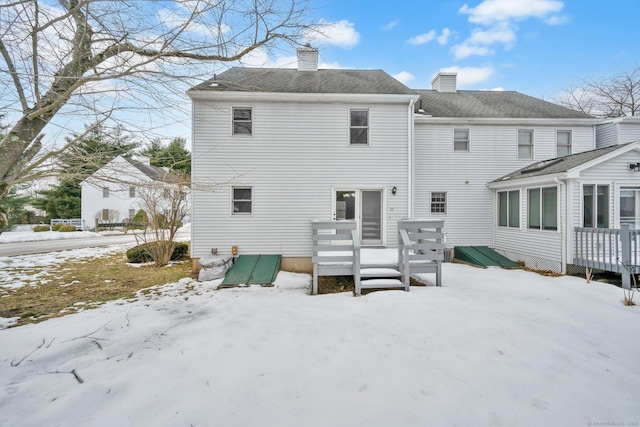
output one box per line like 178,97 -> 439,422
297,45 -> 318,71
431,72 -> 457,93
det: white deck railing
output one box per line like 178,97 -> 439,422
573,225 -> 640,289
311,220 -> 360,295
398,219 -> 445,287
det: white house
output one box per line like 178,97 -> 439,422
81,156 -> 179,230
189,47 -> 640,274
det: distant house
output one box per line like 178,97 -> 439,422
188,47 -> 640,274
80,156 -> 181,230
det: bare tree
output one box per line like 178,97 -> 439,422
133,174 -> 190,267
558,66 -> 640,118
0,0 -> 313,231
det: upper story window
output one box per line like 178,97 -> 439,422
232,187 -> 252,214
349,109 -> 369,145
232,107 -> 252,135
430,192 -> 447,215
518,129 -> 533,160
557,130 -> 572,157
129,186 -> 136,198
102,187 -> 109,198
454,128 -> 470,151
528,186 -> 557,230
498,190 -> 520,228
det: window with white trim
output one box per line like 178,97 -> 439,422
232,187 -> 252,214
557,130 -> 571,157
528,186 -> 557,230
349,109 -> 369,145
430,192 -> 447,214
102,187 -> 109,198
232,107 -> 252,135
498,190 -> 520,228
454,128 -> 470,151
583,184 -> 609,228
128,209 -> 135,219
518,129 -> 533,159
129,186 -> 136,198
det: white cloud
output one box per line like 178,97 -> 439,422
304,20 -> 360,49
467,22 -> 516,45
438,66 -> 495,87
450,43 -> 494,59
437,28 -> 451,45
459,0 -> 564,25
490,87 -> 505,91
407,30 -> 436,46
545,14 -> 570,25
382,20 -> 399,31
240,49 -> 298,68
392,71 -> 415,85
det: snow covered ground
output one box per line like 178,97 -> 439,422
1,258 -> 639,426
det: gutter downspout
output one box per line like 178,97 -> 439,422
554,177 -> 567,274
408,98 -> 415,218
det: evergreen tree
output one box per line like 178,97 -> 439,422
140,137 -> 191,174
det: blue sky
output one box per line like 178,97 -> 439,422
268,0 -> 639,98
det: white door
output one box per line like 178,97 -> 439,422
334,189 -> 383,245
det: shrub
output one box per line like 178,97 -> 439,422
126,241 -> 189,263
51,224 -> 61,231
33,225 -> 50,232
58,225 -> 77,232
131,209 -> 149,224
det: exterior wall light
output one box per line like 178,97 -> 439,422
630,163 -> 640,171
391,186 -> 397,195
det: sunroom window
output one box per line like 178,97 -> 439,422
528,187 -> 557,230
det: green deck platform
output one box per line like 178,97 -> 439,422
220,254 -> 282,287
454,246 -> 521,269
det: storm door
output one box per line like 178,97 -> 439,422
334,189 -> 384,245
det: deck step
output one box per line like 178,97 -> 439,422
359,278 -> 406,289
360,268 -> 402,278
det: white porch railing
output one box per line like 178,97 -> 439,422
573,225 -> 640,289
398,219 -> 445,287
311,220 -> 360,295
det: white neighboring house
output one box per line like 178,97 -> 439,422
81,155 -> 181,230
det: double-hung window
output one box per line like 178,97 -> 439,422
430,192 -> 447,214
498,190 -> 520,227
349,109 -> 369,145
129,186 -> 136,198
232,187 -> 252,214
232,107 -> 252,135
454,128 -> 470,151
103,187 -> 109,198
557,130 -> 571,157
583,185 -> 609,228
518,129 -> 533,160
528,187 -> 557,230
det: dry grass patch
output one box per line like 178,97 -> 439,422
0,252 -> 195,327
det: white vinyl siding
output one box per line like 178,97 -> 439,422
414,123 -> 595,247
191,100 -> 411,257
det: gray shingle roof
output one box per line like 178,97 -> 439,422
190,67 -> 415,95
125,158 -> 179,183
415,89 -> 592,119
491,143 -> 634,183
